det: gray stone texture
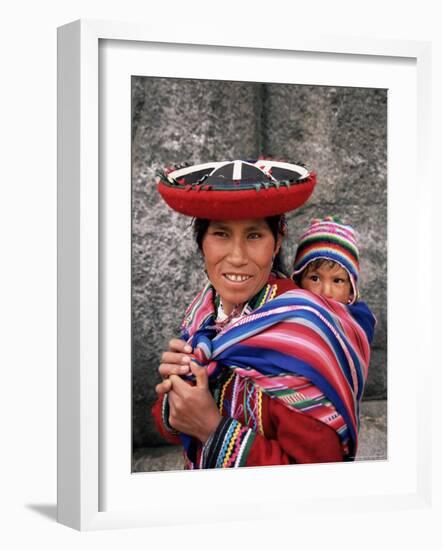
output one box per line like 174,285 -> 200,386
268,85 -> 388,402
357,399 -> 388,461
132,77 -> 387,449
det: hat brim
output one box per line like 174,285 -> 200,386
157,173 -> 317,220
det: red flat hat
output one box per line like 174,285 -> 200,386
157,159 -> 317,220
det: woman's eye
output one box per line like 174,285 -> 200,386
212,231 -> 228,238
248,232 -> 261,239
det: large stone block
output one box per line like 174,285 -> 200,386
132,76 -> 264,447
266,84 -> 387,400
263,84 -> 387,207
364,347 -> 387,400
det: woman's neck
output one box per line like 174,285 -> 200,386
219,299 -> 243,318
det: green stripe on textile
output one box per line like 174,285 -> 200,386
248,284 -> 271,311
289,397 -> 330,409
270,388 -> 296,397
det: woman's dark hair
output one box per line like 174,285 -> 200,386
192,215 -> 288,276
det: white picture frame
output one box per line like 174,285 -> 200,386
57,19 -> 432,531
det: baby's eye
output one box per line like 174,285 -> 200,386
334,278 -> 346,284
308,275 -> 320,282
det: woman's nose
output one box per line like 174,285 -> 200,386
228,239 -> 248,264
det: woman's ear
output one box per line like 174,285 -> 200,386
274,233 -> 283,255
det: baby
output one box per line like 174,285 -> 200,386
291,216 -> 360,305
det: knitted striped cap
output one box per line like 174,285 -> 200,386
292,216 -> 360,303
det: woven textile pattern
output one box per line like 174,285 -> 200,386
180,281 -> 375,462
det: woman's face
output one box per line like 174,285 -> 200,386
202,218 -> 281,315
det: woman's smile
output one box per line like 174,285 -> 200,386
223,273 -> 252,283
202,219 -> 281,315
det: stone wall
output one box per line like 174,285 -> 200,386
131,76 -> 387,448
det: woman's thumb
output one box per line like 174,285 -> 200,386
190,361 -> 209,390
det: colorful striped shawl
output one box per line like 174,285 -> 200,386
181,281 -> 376,460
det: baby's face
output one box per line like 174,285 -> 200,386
300,262 -> 352,304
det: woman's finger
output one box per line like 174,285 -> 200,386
190,361 -> 209,390
168,374 -> 192,397
155,378 -> 172,395
159,363 -> 190,378
161,351 -> 191,366
168,338 -> 193,354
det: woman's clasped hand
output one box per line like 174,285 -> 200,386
156,338 -> 222,443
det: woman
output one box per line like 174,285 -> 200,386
152,159 -> 375,469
